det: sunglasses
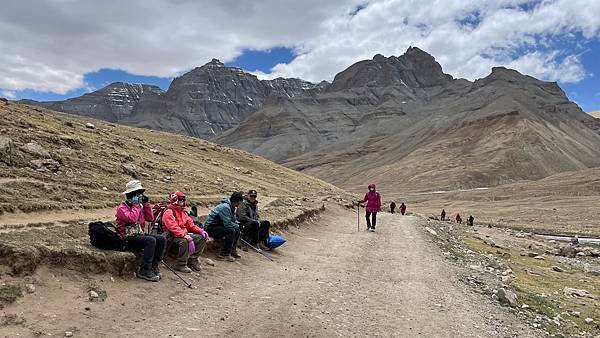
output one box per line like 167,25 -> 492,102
249,195 -> 257,198
177,197 -> 186,201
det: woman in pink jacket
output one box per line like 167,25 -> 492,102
115,180 -> 165,282
359,183 -> 382,232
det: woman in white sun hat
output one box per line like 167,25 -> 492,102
115,180 -> 166,282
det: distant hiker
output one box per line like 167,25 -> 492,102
468,215 -> 474,226
390,201 -> 396,214
204,192 -> 243,262
400,202 -> 406,215
237,189 -> 270,250
441,209 -> 446,221
456,213 -> 462,224
115,180 -> 165,282
358,183 -> 382,232
162,191 -> 209,273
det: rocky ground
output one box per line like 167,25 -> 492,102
418,213 -> 600,338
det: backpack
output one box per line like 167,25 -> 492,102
88,221 -> 125,251
149,203 -> 178,235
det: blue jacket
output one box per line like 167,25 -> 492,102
203,198 -> 240,229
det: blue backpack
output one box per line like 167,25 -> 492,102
266,235 -> 286,249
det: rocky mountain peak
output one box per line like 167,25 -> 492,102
329,46 -> 452,91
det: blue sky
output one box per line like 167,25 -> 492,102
1,0 -> 599,112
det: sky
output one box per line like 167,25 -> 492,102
0,0 -> 598,112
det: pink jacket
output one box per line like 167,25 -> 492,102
360,183 -> 381,212
115,202 -> 154,237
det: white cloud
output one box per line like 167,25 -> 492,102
0,0 -> 599,93
1,90 -> 16,99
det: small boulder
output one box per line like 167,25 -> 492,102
497,288 -> 519,307
534,255 -> 545,260
89,290 -> 99,300
121,163 -> 139,179
21,141 -> 50,158
65,332 -> 73,337
0,136 -> 16,165
30,159 -> 61,172
527,252 -> 539,257
584,318 -> 594,324
563,287 -> 595,299
85,122 -> 96,129
572,311 -> 580,317
24,284 -> 36,294
424,227 -> 437,237
551,266 -> 563,272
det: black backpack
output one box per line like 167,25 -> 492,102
88,221 -> 125,251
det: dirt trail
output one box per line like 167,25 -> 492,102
1,205 -> 540,337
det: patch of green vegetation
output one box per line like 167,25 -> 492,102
0,284 -> 23,309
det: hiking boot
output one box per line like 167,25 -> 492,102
151,265 -> 162,280
136,267 -> 160,282
370,227 -> 376,232
231,251 -> 242,259
217,254 -> 235,262
174,265 -> 192,273
189,259 -> 202,272
257,242 -> 268,251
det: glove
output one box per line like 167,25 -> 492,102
200,229 -> 209,240
184,234 -> 192,241
141,195 -> 149,204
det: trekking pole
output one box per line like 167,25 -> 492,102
240,238 -> 274,261
161,260 -> 193,288
357,201 -> 360,232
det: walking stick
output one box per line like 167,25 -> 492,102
240,238 -> 274,261
357,201 -> 360,232
161,260 -> 193,288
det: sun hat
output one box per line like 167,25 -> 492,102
123,180 -> 145,195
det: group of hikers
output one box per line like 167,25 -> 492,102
358,184 -> 476,231
389,201 -> 406,215
115,180 -> 272,282
441,209 -> 474,226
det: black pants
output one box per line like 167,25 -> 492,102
241,220 -> 270,245
390,207 -> 395,214
366,211 -> 377,228
124,234 -> 166,268
206,226 -> 240,256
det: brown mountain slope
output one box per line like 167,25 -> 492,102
590,111 -> 600,118
0,101 -> 350,217
217,48 -> 600,194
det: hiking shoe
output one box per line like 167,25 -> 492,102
217,254 -> 235,262
231,251 -> 242,259
136,268 -> 160,282
257,242 -> 268,251
151,265 -> 162,280
174,265 -> 192,273
189,259 -> 202,272
370,227 -> 376,232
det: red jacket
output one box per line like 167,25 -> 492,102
162,205 -> 203,238
360,183 -> 381,212
115,202 -> 154,237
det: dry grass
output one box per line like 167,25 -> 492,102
465,236 -> 600,336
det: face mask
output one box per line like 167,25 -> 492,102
132,195 -> 140,204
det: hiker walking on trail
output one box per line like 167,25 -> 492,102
115,180 -> 165,282
456,213 -> 462,224
390,201 -> 396,214
400,202 -> 406,215
204,192 -> 244,262
162,191 -> 209,273
237,189 -> 270,250
358,183 -> 381,232
441,209 -> 446,221
468,215 -> 474,226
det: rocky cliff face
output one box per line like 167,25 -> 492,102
24,83 -> 164,122
216,47 -> 600,193
23,59 -> 316,139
